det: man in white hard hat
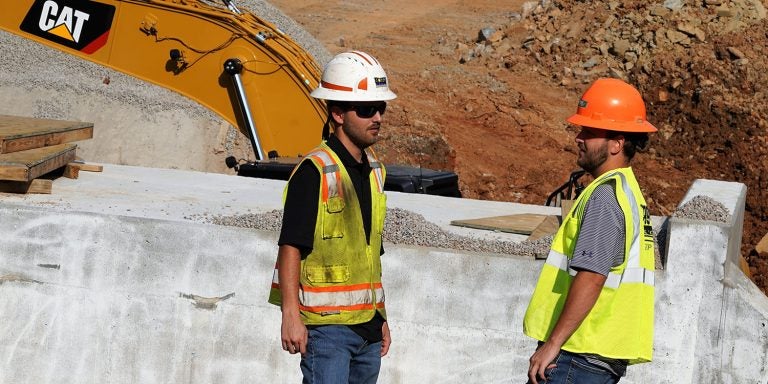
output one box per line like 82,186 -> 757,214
268,50 -> 396,383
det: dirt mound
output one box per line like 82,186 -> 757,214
271,0 -> 768,292
449,0 -> 768,291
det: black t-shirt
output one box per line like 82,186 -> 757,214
278,135 -> 385,342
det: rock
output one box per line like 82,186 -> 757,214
756,232 -> 768,257
522,35 -> 535,48
677,23 -> 706,41
651,5 -> 671,17
658,89 -> 670,102
597,42 -> 609,56
727,46 -> 746,59
583,56 -> 600,69
565,21 -> 585,39
478,27 -> 496,42
717,6 -> 735,17
663,0 -> 685,11
521,1 -> 539,19
489,30 -> 505,43
611,39 -> 631,56
666,29 -> 691,45
608,67 -> 626,80
753,0 -> 767,19
495,41 -> 513,55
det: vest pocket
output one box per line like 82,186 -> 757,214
305,265 -> 350,283
322,197 -> 345,239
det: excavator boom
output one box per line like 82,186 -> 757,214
0,0 -> 326,160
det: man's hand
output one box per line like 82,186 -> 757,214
527,342 -> 559,384
277,245 -> 305,355
281,310 -> 307,355
381,321 -> 391,357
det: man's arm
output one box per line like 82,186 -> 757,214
527,270 -> 606,384
278,244 -> 307,355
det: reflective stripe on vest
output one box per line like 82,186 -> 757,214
299,283 -> 385,313
545,250 -> 654,289
368,149 -> 384,193
309,148 -> 343,201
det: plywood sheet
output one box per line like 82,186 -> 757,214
0,143 -> 77,181
450,213 -> 549,235
528,215 -> 561,242
0,115 -> 93,154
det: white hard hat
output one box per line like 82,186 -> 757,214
310,51 -> 397,102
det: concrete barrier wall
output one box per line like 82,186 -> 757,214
630,179 -> 768,383
1,179 -> 767,383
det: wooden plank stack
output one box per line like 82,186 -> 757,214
0,115 -> 100,194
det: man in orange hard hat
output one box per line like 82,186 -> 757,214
523,78 -> 657,384
268,50 -> 395,383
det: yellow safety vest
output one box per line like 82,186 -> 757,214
268,142 -> 387,325
523,167 -> 655,364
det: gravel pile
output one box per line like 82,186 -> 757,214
194,207 -> 553,258
196,205 -> 676,267
200,209 -> 284,232
673,195 -> 731,222
384,208 -> 550,257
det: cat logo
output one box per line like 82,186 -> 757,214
38,1 -> 91,43
21,0 -> 115,54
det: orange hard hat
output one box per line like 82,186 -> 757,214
566,78 -> 657,133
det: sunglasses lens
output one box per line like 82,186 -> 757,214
353,104 -> 386,118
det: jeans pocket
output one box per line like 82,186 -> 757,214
570,358 -> 620,384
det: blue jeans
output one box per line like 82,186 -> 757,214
301,325 -> 382,384
526,350 -> 621,384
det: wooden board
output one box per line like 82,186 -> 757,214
0,179 -> 52,194
0,144 -> 77,181
0,115 -> 93,154
450,213 -> 549,235
528,215 -> 561,242
63,162 -> 104,179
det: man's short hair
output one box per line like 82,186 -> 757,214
607,131 -> 649,160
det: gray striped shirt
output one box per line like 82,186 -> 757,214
570,182 -> 625,275
570,181 -> 628,377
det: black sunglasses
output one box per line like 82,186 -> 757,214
348,103 -> 387,118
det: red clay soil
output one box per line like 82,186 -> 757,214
270,0 -> 768,294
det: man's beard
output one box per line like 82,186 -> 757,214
577,141 -> 608,173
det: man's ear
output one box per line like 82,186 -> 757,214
330,105 -> 345,126
610,135 -> 625,155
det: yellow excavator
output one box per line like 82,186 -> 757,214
1,0 -> 324,160
1,0 -> 461,196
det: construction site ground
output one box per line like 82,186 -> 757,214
269,0 -> 768,293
